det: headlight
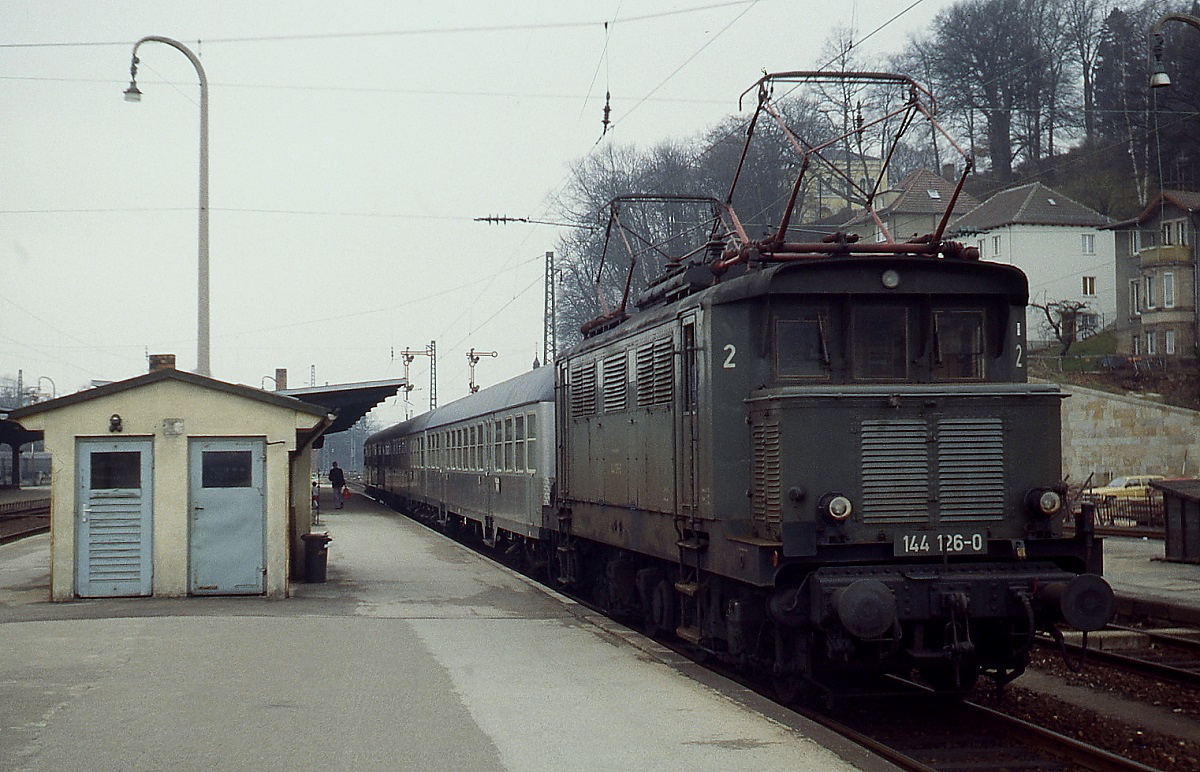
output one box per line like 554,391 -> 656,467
1026,487 -> 1063,517
819,492 -> 854,522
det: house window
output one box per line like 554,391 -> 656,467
1131,230 -> 1141,252
1164,272 -> 1176,308
1133,335 -> 1142,355
992,235 -> 1001,256
1178,221 -> 1189,246
1146,275 -> 1157,309
1082,276 -> 1096,296
1147,331 -> 1157,354
1162,222 -> 1174,246
1081,233 -> 1095,255
1129,279 -> 1141,316
1166,329 -> 1177,355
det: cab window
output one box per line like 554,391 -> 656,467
933,310 -> 985,380
852,306 -> 909,380
776,312 -> 830,379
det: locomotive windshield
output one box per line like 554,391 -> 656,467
852,306 -> 910,380
774,298 -> 995,384
932,310 -> 985,380
775,312 -> 830,378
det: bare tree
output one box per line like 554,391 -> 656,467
1033,299 -> 1092,355
1064,0 -> 1115,145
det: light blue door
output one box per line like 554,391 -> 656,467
189,439 -> 266,595
76,438 -> 153,597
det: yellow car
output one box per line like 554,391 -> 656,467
1086,475 -> 1165,502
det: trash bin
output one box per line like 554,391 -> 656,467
300,532 -> 333,583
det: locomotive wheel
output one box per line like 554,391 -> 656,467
643,579 -> 676,639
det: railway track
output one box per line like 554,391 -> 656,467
0,498 -> 50,544
1047,622 -> 1200,688
805,682 -> 1159,771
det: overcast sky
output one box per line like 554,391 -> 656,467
3,0 -> 954,425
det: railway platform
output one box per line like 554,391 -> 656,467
0,491 -> 884,771
1102,534 -> 1200,625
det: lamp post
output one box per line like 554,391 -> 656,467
1150,13 -> 1200,89
36,376 -> 55,400
124,36 -> 211,376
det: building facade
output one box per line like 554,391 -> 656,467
950,182 -> 1115,345
1105,190 -> 1200,359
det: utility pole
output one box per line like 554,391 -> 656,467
543,250 -> 556,366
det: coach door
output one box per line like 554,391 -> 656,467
75,438 -> 154,598
189,438 -> 266,595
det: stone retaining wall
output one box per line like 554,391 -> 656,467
1055,381 -> 1200,487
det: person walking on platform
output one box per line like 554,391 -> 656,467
328,461 -> 346,509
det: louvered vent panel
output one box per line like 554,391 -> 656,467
602,354 -> 628,412
85,492 -> 144,581
937,418 -> 1005,521
570,363 -> 596,418
860,419 -> 929,523
752,417 -> 782,528
635,344 -> 657,406
652,340 -> 673,404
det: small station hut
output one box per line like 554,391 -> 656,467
8,356 -> 332,600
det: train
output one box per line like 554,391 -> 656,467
364,72 -> 1115,699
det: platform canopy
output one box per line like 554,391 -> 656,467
0,413 -> 43,447
278,379 -> 405,435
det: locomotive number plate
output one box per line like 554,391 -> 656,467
894,531 -> 986,556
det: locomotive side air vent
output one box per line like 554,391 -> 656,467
602,353 -> 628,412
751,414 -> 782,531
636,339 -> 674,407
570,362 -> 597,418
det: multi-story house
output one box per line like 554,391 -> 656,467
842,168 -> 981,244
950,182 -> 1114,344
1104,190 -> 1200,359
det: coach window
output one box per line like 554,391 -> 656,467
504,417 -> 514,471
526,413 -> 537,471
932,310 -> 985,380
852,306 -> 909,380
776,311 -> 830,378
514,415 -> 526,471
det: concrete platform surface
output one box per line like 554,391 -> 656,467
1102,534 -> 1200,624
0,495 -> 883,771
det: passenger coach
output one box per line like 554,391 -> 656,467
365,366 -> 555,549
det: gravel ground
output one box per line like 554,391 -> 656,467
971,649 -> 1200,771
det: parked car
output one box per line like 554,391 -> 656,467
1085,474 -> 1165,502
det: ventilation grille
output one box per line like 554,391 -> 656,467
636,339 -> 673,406
861,417 -> 1006,524
602,354 -> 628,412
570,363 -> 596,418
751,416 -> 782,529
937,418 -> 1005,521
861,419 -> 929,524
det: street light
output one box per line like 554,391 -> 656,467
123,35 -> 211,376
1150,13 -> 1200,89
36,376 -> 55,400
